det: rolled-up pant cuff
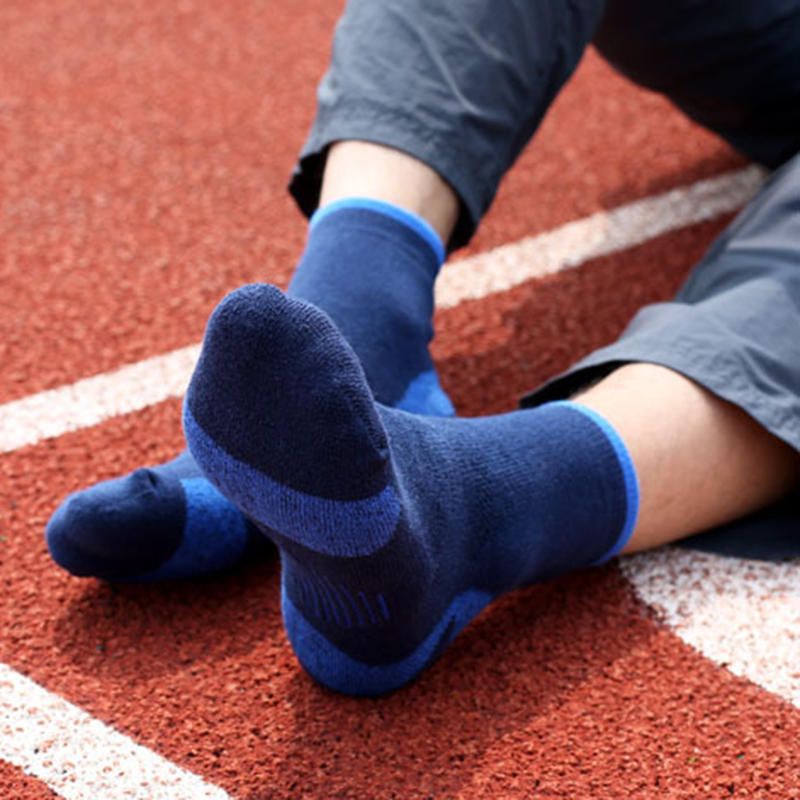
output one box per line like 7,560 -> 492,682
521,304 -> 800,454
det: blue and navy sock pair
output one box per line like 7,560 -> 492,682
184,284 -> 639,696
46,200 -> 452,581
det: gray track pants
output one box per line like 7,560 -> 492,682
289,0 -> 800,550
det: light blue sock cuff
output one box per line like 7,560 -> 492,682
310,197 -> 446,264
552,400 -> 640,564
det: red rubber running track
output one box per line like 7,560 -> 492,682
1,1 -> 798,798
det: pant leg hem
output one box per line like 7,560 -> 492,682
287,100 -> 487,252
520,335 -> 800,453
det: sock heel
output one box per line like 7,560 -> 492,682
184,285 -> 405,560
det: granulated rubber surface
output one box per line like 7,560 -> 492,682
0,762 -> 58,800
1,1 -> 797,798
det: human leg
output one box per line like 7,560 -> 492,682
48,0 -> 608,580
318,141 -> 458,243
571,0 -> 800,556
577,364 -> 800,554
528,152 -> 800,552
290,0 -> 608,249
185,155 -> 800,694
594,0 -> 800,169
184,284 -> 638,695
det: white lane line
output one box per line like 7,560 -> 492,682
435,165 -> 764,307
0,345 -> 200,454
621,549 -> 800,709
0,166 -> 764,455
0,664 -> 231,800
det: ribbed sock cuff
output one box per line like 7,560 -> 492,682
310,197 -> 445,264
552,401 -> 640,564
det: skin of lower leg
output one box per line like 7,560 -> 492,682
575,364 -> 800,554
319,140 -> 459,245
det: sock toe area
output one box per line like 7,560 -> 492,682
46,471 -> 254,581
45,468 -> 186,579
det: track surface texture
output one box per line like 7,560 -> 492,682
1,1 -> 798,799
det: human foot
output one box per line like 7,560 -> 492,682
47,200 -> 452,581
46,452 -> 258,580
184,285 -> 638,695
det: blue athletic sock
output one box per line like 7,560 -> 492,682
45,452 -> 257,581
289,198 -> 453,415
184,285 -> 639,696
46,199 -> 451,581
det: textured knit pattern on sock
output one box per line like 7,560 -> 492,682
184,284 -> 638,696
289,199 -> 453,415
45,198 -> 452,581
